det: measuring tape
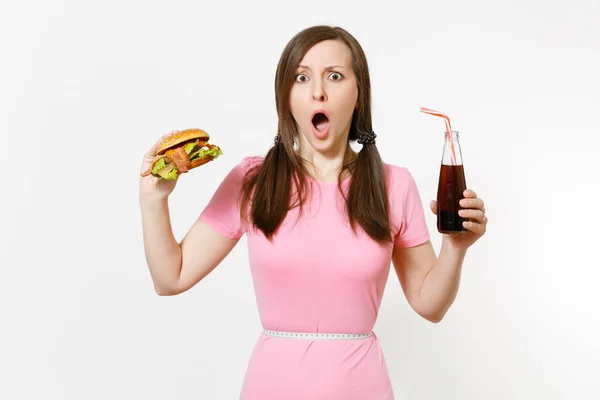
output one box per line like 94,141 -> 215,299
262,329 -> 373,340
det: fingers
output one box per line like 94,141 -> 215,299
462,219 -> 487,235
459,195 -> 488,235
426,189 -> 488,237
463,189 -> 477,198
430,200 -> 437,215
459,196 -> 484,211
458,209 -> 486,223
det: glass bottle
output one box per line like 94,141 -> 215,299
437,131 -> 468,233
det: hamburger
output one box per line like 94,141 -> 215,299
141,129 -> 223,180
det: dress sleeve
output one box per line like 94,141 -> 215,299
390,166 -> 431,248
199,157 -> 252,239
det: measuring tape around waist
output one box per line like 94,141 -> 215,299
262,329 -> 373,340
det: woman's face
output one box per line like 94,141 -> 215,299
289,39 -> 358,154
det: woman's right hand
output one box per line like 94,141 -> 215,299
139,131 -> 180,200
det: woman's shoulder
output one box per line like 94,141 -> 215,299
242,154 -> 265,164
224,154 -> 265,174
382,161 -> 413,185
235,155 -> 265,175
381,161 -> 424,200
381,162 -> 426,225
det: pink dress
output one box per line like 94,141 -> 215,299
200,156 -> 430,399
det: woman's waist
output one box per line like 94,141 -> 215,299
249,330 -> 384,367
259,318 -> 376,337
243,331 -> 391,398
262,328 -> 373,341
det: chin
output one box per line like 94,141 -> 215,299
308,137 -> 344,154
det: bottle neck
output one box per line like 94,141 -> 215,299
444,131 -> 460,141
441,131 -> 463,165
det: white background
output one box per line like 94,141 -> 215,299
1,0 -> 599,399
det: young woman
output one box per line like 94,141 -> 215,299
139,25 -> 487,400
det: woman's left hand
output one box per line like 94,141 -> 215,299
430,189 -> 488,252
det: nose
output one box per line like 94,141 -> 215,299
312,80 -> 327,102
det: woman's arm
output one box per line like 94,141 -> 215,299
391,189 -> 487,322
140,196 -> 239,296
391,239 -> 466,323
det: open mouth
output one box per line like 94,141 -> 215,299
312,112 -> 330,132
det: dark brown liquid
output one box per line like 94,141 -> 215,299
437,164 -> 467,233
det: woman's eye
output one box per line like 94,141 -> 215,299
295,74 -> 308,83
329,72 -> 343,81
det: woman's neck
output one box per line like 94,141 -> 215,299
296,143 -> 357,182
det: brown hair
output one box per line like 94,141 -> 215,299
240,25 -> 392,245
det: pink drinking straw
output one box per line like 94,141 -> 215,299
420,107 -> 457,165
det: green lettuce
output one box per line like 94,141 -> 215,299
189,146 -> 223,161
151,156 -> 167,174
184,140 -> 199,154
151,156 -> 178,180
150,143 -> 223,181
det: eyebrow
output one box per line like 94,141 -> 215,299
297,65 -> 345,71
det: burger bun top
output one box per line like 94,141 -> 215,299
157,129 -> 210,155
